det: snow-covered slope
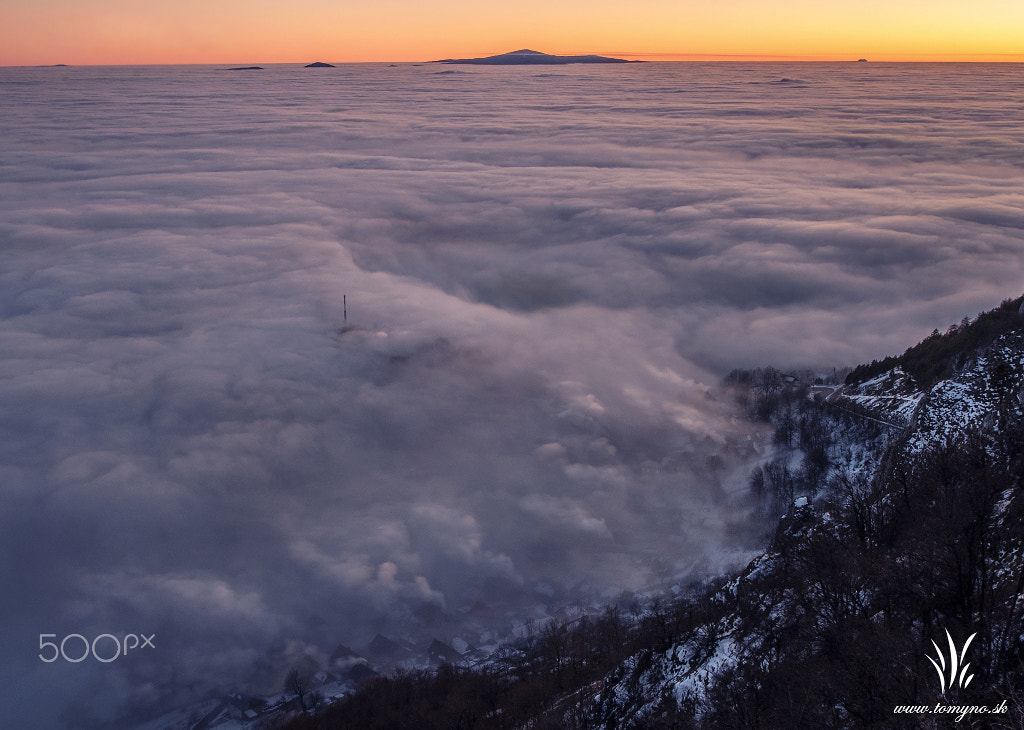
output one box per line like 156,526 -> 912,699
583,328 -> 1024,728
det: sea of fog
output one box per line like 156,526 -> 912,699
1,61 -> 1023,726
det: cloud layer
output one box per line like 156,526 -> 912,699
1,62 -> 1023,726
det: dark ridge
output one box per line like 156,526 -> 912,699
846,294 -> 1024,388
305,61 -> 335,68
227,66 -> 264,71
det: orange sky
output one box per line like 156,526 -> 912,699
3,0 -> 1023,66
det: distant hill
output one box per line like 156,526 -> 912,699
435,49 -> 640,65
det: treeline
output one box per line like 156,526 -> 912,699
846,295 -> 1024,389
277,591 -> 727,730
725,366 -> 886,523
750,397 -> 883,523
724,366 -> 850,423
724,366 -> 822,424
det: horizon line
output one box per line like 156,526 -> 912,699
6,55 -> 1024,69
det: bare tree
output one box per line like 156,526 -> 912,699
285,669 -> 310,714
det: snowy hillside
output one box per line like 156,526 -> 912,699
585,303 -> 1024,728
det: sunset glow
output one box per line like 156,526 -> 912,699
3,0 -> 1023,66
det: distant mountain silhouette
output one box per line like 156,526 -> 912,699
305,61 -> 335,68
435,49 -> 640,65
